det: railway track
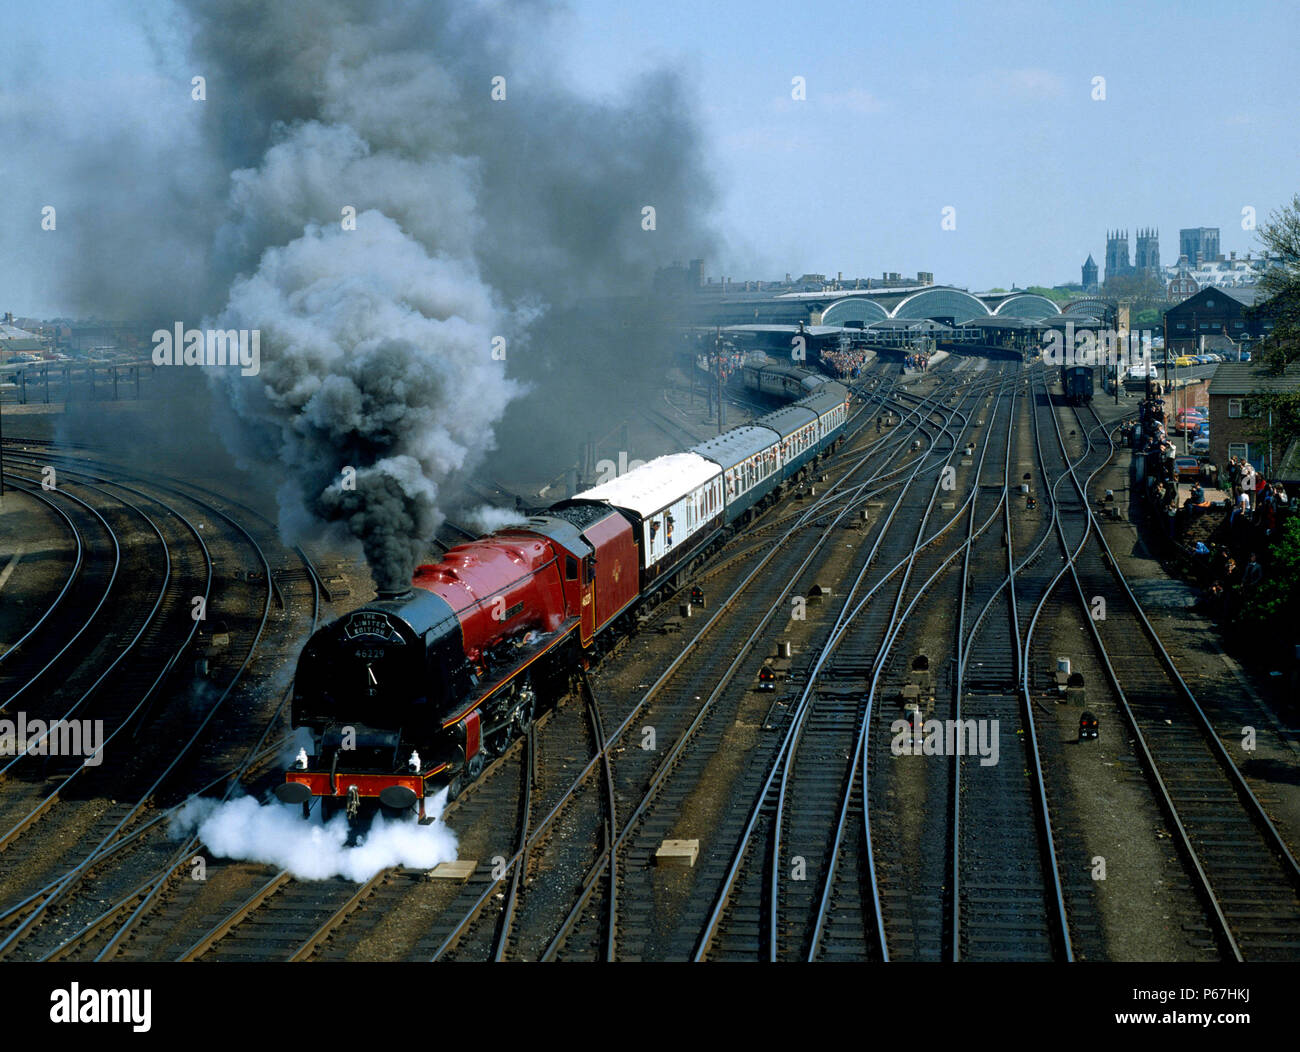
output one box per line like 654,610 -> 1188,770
942,368 -> 1085,963
1049,401 -> 1300,961
527,364 -> 1003,957
693,370 -> 1021,960
368,368 -> 994,960
0,440 -> 329,960
830,372 -> 1027,962
598,372 -> 1011,960
22,369 -> 917,962
25,360 -> 1291,964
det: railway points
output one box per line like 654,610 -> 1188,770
0,352 -> 1297,968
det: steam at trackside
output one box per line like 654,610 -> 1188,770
170,790 -> 457,882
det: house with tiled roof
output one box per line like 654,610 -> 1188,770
1206,362 -> 1300,473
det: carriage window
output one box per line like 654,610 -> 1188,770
565,556 -> 578,581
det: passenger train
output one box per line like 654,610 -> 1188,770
276,376 -> 852,820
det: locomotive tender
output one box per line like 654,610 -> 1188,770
277,379 -> 850,821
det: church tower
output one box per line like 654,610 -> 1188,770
1082,254 -> 1098,291
1104,229 -> 1131,283
1134,228 -> 1160,274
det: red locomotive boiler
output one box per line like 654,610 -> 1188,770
276,503 -> 637,820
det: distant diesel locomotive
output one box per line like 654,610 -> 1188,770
277,380 -> 851,821
1061,365 -> 1094,406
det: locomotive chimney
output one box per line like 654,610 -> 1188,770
375,588 -> 413,602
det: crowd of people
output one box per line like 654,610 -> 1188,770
904,352 -> 930,371
1127,381 -> 1291,622
1127,385 -> 1180,533
1220,456 -> 1288,555
821,347 -> 869,379
697,348 -> 748,384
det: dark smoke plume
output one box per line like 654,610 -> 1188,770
11,1 -> 719,591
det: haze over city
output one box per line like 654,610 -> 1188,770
4,0 -> 1299,316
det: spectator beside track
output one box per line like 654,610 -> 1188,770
1206,578 -> 1227,618
1241,552 -> 1264,593
1259,494 -> 1278,538
1240,463 -> 1257,508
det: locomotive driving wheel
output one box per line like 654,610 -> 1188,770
513,687 -> 536,734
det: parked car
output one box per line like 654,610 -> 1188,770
1191,437 -> 1210,455
1174,455 -> 1202,481
1174,355 -> 1196,367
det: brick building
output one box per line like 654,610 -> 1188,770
1163,286 -> 1273,353
0,316 -> 48,364
1207,362 -> 1300,473
1166,273 -> 1198,301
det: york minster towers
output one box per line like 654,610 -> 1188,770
1104,230 -> 1129,283
1134,228 -> 1160,274
1104,228 -> 1160,283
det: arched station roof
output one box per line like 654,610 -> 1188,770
1063,297 -> 1113,315
819,297 -> 891,325
991,293 -> 1061,318
891,287 -> 989,323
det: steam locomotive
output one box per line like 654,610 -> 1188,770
275,378 -> 850,821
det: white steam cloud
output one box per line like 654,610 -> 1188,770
171,790 -> 458,882
215,213 -> 523,589
463,503 -> 530,534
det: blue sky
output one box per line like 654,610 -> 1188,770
3,0 -> 1297,315
551,0 -> 1300,288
